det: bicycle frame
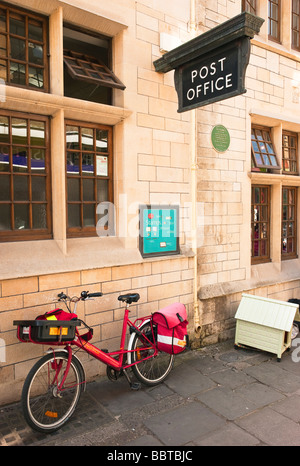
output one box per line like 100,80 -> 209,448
73,307 -> 157,370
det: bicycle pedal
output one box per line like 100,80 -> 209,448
101,348 -> 109,353
130,382 -> 141,391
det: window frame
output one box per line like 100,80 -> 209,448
63,50 -> 125,90
292,0 -> 300,51
0,2 -> 49,92
251,185 -> 271,264
281,186 -> 298,260
282,131 -> 298,175
268,0 -> 281,43
242,0 -> 257,14
65,120 -> 114,239
0,110 -> 52,242
251,125 -> 281,171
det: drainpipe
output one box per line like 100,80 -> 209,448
190,0 -> 201,335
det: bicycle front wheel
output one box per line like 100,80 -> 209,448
130,321 -> 174,386
22,351 -> 84,433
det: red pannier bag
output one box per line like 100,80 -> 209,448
36,309 -> 77,321
152,303 -> 188,354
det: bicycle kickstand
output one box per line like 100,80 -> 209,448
122,369 -> 141,391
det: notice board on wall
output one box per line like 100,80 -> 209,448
139,205 -> 179,258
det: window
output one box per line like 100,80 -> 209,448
282,131 -> 298,174
66,121 -> 113,237
251,126 -> 280,171
282,187 -> 297,259
292,0 -> 300,50
251,185 -> 271,263
0,112 -> 51,241
0,3 -> 48,90
268,0 -> 281,42
242,0 -> 257,14
63,26 -> 125,105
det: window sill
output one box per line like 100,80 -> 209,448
249,172 -> 300,185
0,236 -> 192,281
4,86 -> 132,126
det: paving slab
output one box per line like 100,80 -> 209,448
236,407 -> 300,446
144,401 -> 225,446
195,422 -> 260,446
244,360 -> 300,393
164,363 -> 216,397
208,367 -> 256,389
270,394 -> 300,423
87,377 -> 155,415
196,385 -> 258,420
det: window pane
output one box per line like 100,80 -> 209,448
0,175 -> 10,200
28,43 -> 43,65
12,147 -> 27,172
96,130 -> 108,153
68,204 -> 80,228
28,20 -> 43,42
13,175 -> 28,200
81,127 -> 94,151
30,120 -> 45,146
0,35 -> 6,56
67,152 -> 79,175
28,66 -> 43,88
0,10 -> 6,33
97,179 -> 108,203
12,118 -> 27,145
9,14 -> 25,36
82,153 -> 94,175
66,126 -> 79,150
83,178 -> 94,201
31,148 -> 45,172
14,203 -> 29,229
10,37 -> 26,61
32,203 -> 47,229
67,177 -> 80,202
0,116 -> 9,143
83,204 -> 95,226
0,204 -> 10,230
32,176 -> 45,201
10,62 -> 26,85
0,144 -> 9,171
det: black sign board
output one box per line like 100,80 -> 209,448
175,41 -> 243,113
153,12 -> 264,112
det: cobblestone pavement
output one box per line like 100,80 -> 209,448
2,339 -> 300,447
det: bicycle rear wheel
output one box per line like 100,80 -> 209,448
21,351 -> 84,433
130,321 -> 174,386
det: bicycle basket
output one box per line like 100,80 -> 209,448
14,319 -> 81,343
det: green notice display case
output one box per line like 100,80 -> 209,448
139,205 -> 179,258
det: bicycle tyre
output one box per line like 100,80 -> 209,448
130,321 -> 174,386
21,351 -> 84,433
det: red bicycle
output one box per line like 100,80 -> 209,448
14,291 -> 174,433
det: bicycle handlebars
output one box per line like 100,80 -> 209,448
57,291 -> 103,302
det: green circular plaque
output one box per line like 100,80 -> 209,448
211,125 -> 230,152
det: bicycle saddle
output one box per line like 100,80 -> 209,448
118,293 -> 140,304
